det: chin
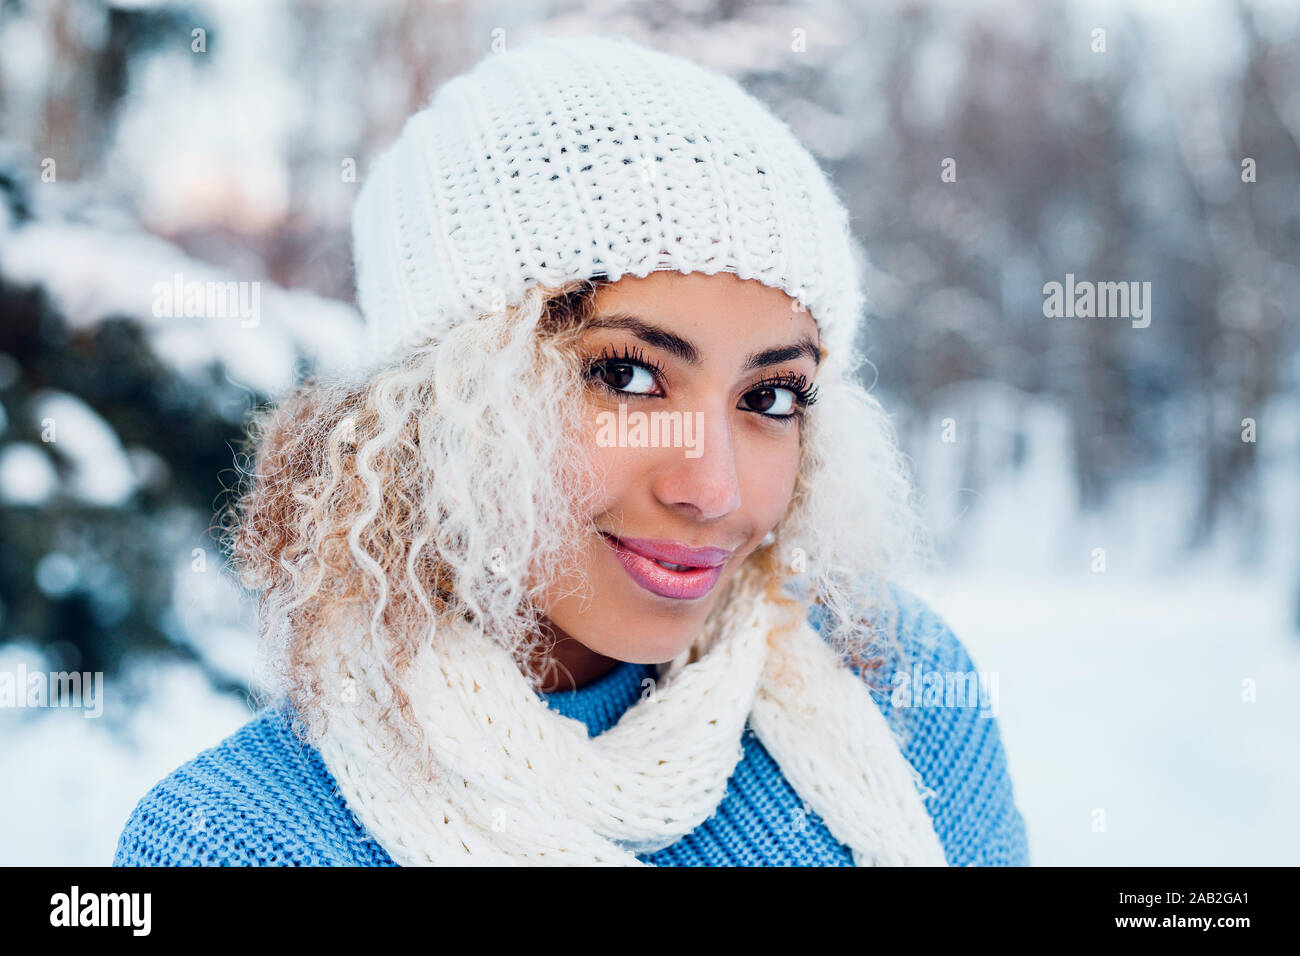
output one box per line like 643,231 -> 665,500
600,631 -> 697,667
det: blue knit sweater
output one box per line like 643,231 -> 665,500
113,586 -> 1030,866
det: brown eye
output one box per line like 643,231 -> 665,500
741,386 -> 797,417
588,359 -> 657,395
584,343 -> 667,398
741,371 -> 818,420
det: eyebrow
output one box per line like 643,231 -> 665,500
585,312 -> 821,370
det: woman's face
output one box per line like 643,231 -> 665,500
532,270 -> 821,687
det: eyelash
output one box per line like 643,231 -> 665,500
583,344 -> 820,421
586,343 -> 667,387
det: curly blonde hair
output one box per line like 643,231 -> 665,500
220,277 -> 936,753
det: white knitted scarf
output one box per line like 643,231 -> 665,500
311,589 -> 949,866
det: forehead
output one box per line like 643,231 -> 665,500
590,271 -> 819,336
584,272 -> 823,372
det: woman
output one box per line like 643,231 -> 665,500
114,34 -> 1029,866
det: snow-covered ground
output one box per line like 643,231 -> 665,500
903,388 -> 1300,866
0,654 -> 253,866
915,570 -> 1300,865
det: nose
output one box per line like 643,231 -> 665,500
650,404 -> 742,520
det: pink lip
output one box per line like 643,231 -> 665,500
600,533 -> 732,600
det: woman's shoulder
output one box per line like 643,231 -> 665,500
112,703 -> 395,866
809,581 -> 1032,866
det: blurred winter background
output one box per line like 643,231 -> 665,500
1,0 -> 1297,866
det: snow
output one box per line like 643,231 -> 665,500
893,385 -> 1300,866
0,657 -> 254,866
105,0 -> 299,235
28,390 -> 137,506
911,571 -> 1300,865
1,217 -> 368,397
166,553 -> 262,689
0,442 -> 60,505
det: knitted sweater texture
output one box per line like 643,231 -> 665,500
113,586 -> 1030,866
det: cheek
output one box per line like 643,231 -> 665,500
577,408 -> 636,509
739,430 -> 802,526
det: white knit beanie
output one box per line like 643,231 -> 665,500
350,33 -> 866,367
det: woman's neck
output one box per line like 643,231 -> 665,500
526,624 -> 622,693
